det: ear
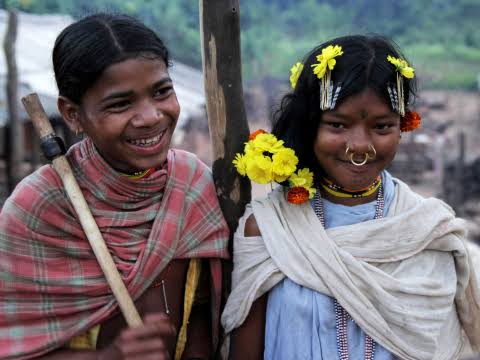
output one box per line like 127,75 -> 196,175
57,96 -> 82,133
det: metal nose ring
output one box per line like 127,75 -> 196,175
366,144 -> 376,160
349,152 -> 368,166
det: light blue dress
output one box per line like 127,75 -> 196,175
264,171 -> 398,360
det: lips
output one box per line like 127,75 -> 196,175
339,159 -> 374,174
126,130 -> 166,147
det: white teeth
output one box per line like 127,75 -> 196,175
128,133 -> 163,146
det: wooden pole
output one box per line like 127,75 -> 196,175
199,0 -> 251,246
21,94 -> 143,328
3,9 -> 22,192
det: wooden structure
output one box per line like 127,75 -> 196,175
199,0 -> 251,241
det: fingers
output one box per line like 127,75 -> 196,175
109,312 -> 175,360
121,312 -> 176,340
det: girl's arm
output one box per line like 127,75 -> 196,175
229,214 -> 267,360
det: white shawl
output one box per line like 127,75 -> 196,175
221,178 -> 480,360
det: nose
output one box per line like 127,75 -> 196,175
131,99 -> 161,127
347,125 -> 371,155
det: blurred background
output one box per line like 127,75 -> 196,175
0,0 -> 479,239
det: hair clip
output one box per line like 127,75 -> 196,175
387,55 -> 414,116
387,85 -> 399,113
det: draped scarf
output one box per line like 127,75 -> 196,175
221,179 -> 480,360
0,138 -> 229,359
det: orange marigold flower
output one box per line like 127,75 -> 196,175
249,129 -> 267,141
400,111 -> 421,132
287,186 -> 310,204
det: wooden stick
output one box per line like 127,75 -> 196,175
21,93 -> 143,328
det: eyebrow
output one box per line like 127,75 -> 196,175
100,77 -> 173,103
324,112 -> 397,120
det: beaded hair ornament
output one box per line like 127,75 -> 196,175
386,55 -> 421,131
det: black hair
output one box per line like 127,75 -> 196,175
53,13 -> 170,104
272,34 -> 417,180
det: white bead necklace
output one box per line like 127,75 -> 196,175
313,184 -> 384,360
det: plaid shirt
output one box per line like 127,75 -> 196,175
0,138 -> 229,359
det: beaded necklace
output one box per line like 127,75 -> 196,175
118,167 -> 156,180
320,176 -> 382,198
313,184 -> 384,360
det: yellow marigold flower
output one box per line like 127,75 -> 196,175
387,55 -> 415,79
232,153 -> 248,176
246,154 -> 273,184
289,168 -> 314,188
272,148 -> 298,182
400,66 -> 414,79
290,62 -> 304,89
247,133 -> 285,154
311,45 -> 343,79
308,187 -> 317,198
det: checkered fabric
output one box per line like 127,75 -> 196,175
0,138 -> 229,359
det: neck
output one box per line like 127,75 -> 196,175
320,188 -> 379,206
319,175 -> 382,206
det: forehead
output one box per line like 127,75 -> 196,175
86,57 -> 170,98
333,89 -> 392,117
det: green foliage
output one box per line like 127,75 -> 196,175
1,0 -> 478,89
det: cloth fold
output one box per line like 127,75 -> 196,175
222,178 -> 480,360
0,138 -> 229,359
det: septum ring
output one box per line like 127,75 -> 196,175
349,152 -> 368,166
345,144 -> 376,166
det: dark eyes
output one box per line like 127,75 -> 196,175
323,121 -> 396,131
375,124 -> 391,130
106,100 -> 131,110
325,122 -> 345,129
104,86 -> 174,111
374,123 -> 397,131
153,85 -> 174,98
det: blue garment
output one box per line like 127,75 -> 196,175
264,171 -> 398,360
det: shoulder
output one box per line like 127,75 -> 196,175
166,149 -> 218,206
244,213 -> 261,237
4,165 -> 64,210
168,149 -> 213,182
0,165 -> 69,233
169,148 -> 210,170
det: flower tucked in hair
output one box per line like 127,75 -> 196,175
400,111 -> 421,132
311,45 -> 343,79
290,62 -> 304,89
387,55 -> 414,79
249,129 -> 267,140
233,130 -> 316,204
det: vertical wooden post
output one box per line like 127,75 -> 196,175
3,9 -> 22,192
199,7 -> 251,352
199,0 -> 251,243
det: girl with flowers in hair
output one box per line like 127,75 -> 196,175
222,35 -> 480,360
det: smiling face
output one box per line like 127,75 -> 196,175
61,56 -> 180,173
314,88 -> 401,191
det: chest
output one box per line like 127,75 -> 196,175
96,259 -> 189,348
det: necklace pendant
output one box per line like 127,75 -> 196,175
161,279 -> 170,315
